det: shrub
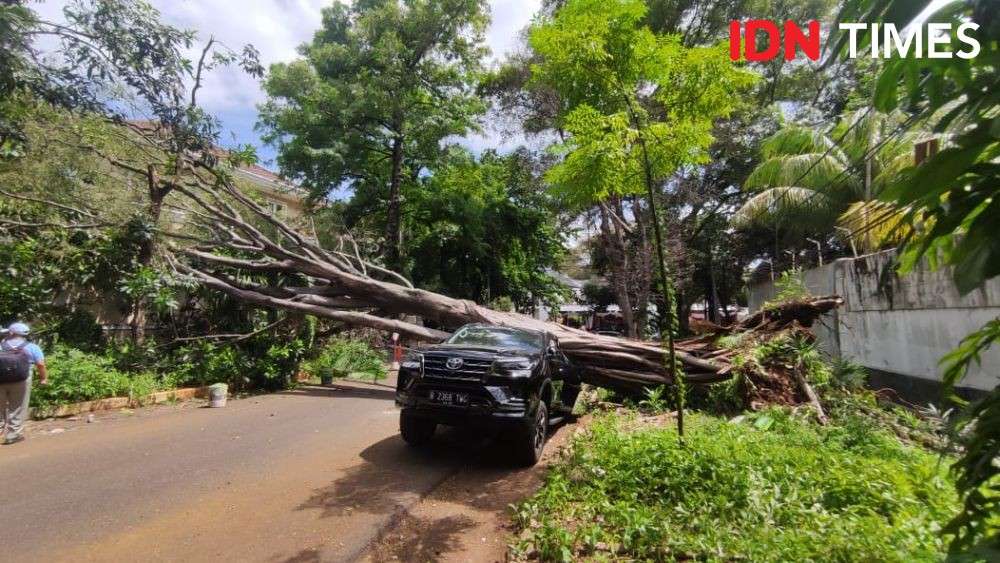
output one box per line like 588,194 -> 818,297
764,268 -> 810,309
126,371 -> 160,404
512,411 -> 958,561
303,339 -> 387,382
831,357 -> 869,390
31,346 -> 132,411
114,331 -> 312,392
753,333 -> 832,389
29,345 -> 176,414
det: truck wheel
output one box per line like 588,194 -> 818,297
400,412 -> 436,446
516,402 -> 548,466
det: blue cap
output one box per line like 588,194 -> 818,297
7,322 -> 30,336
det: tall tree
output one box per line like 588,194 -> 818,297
0,0 -> 261,340
530,0 -> 757,432
258,0 -> 489,271
732,109 -> 917,253
399,148 -> 569,309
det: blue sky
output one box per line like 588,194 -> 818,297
36,0 -> 543,170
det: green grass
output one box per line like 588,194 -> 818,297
511,408 -> 958,562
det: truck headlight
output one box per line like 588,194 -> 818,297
495,357 -> 533,378
400,355 -> 422,370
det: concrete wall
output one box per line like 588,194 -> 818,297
748,249 -> 1000,394
748,262 -> 842,358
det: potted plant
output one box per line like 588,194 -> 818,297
303,348 -> 336,385
305,339 -> 387,385
319,369 -> 335,386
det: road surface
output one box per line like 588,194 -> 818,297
0,378 -> 534,562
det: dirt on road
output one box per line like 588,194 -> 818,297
364,419 -> 582,563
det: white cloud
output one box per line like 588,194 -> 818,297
486,0 -> 539,60
33,0 -> 542,163
36,0 -> 539,112
146,0 -> 329,112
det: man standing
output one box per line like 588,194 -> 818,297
0,322 -> 47,445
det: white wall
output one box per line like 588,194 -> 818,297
749,249 -> 1000,392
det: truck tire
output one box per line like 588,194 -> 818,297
515,401 -> 548,466
400,412 -> 436,446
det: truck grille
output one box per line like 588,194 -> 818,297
422,353 -> 493,381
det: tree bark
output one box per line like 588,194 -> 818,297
384,132 -> 405,271
129,164 -> 170,343
706,247 -> 721,324
630,197 -> 652,338
598,203 -> 635,338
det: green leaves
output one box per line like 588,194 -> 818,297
514,411 -> 959,560
404,148 -> 568,308
118,266 -> 180,314
30,345 -> 161,412
882,143 -> 987,204
744,153 -> 851,193
259,0 -> 489,199
530,0 -> 755,208
304,339 -> 387,381
939,318 -> 1000,553
733,109 -> 916,249
759,126 -> 843,160
827,2 -> 999,553
730,186 -> 835,230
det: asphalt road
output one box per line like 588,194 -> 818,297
0,378 -> 495,562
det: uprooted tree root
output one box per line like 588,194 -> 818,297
682,301 -> 844,419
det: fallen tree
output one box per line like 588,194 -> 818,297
0,0 -> 841,398
163,161 -> 843,394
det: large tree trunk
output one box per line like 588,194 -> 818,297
384,133 -> 405,271
598,203 -> 636,338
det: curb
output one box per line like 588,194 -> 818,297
31,386 -> 211,419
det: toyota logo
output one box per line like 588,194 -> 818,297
445,357 -> 464,370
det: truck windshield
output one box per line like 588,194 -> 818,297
446,326 -> 543,350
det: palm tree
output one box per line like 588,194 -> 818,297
732,109 -> 916,252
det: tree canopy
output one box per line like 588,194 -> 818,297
403,148 -> 568,309
258,0 -> 490,270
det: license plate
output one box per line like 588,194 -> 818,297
429,391 -> 469,405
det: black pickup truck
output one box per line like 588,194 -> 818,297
394,324 -> 581,465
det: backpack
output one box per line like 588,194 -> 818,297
0,341 -> 32,384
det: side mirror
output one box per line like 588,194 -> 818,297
547,345 -> 559,358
